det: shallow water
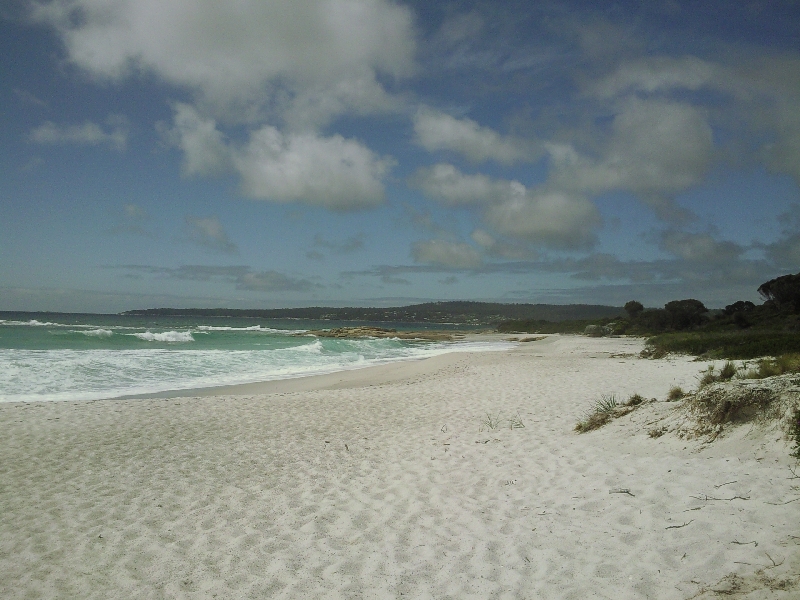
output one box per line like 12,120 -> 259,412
0,313 -> 511,402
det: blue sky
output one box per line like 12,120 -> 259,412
2,0 -> 800,312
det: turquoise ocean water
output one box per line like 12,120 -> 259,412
0,313 -> 512,403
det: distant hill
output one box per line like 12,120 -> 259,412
122,302 -> 624,325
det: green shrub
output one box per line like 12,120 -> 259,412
645,331 -> 800,360
719,361 -> 738,380
738,353 -> 800,380
700,361 -> 740,388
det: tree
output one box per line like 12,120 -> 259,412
624,300 -> 644,319
664,299 -> 708,330
723,300 -> 755,316
757,273 -> 800,313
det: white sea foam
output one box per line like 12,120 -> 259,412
293,340 -> 323,353
2,319 -> 119,329
131,331 -> 194,343
0,338 -> 513,403
194,325 -> 301,333
80,329 -> 113,337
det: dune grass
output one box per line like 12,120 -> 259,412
575,393 -> 647,433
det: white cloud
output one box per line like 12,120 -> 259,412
485,189 -> 600,249
470,229 -> 495,249
234,126 -> 393,210
659,230 -> 743,264
413,107 -> 537,164
410,163 -> 508,205
166,103 -> 230,176
163,104 -> 393,210
413,163 -> 600,249
185,216 -> 237,254
590,54 -> 800,186
547,99 -> 713,219
30,0 -> 415,126
592,56 -> 717,98
411,239 -> 482,269
30,118 -> 128,150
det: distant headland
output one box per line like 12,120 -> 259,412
120,301 -> 624,326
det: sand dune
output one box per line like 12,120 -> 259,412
1,335 -> 797,598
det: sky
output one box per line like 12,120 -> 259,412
2,0 -> 800,312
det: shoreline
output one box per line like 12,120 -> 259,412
0,330 -> 515,405
2,335 -> 797,598
116,331 -> 517,400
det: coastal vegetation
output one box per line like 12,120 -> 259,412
574,393 -> 645,433
501,271 -> 800,361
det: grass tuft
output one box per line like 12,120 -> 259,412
625,393 -> 646,406
575,394 -> 621,433
719,360 -> 738,380
791,405 -> 800,460
481,412 -> 503,431
508,413 -> 525,429
667,386 -> 685,401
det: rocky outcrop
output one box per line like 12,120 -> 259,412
300,327 -> 457,341
584,323 -> 617,337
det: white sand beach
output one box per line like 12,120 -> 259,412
1,335 -> 798,599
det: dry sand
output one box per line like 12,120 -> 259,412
1,335 -> 798,599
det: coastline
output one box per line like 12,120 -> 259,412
1,335 -> 797,598
116,331 -> 516,400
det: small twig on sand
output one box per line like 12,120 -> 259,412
609,488 -> 635,496
690,493 -> 750,501
666,520 -> 694,529
766,497 -> 800,505
764,552 -> 784,569
731,540 -> 758,547
714,480 -> 738,488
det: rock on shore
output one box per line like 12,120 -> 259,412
301,326 -> 458,341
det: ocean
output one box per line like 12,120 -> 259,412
0,313 -> 513,403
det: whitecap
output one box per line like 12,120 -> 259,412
131,331 -> 194,343
80,329 -> 113,337
292,340 -> 323,353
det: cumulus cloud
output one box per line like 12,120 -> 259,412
659,230 -> 744,264
163,104 -> 393,209
412,164 -> 601,249
30,117 -> 128,150
29,0 -> 415,125
590,54 -> 800,186
410,163 -> 507,205
547,99 -> 713,220
184,216 -> 238,254
765,232 -> 800,270
166,103 -> 230,176
413,107 -> 537,164
234,126 -> 393,209
411,239 -> 482,269
484,189 -> 600,249
762,204 -> 800,270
